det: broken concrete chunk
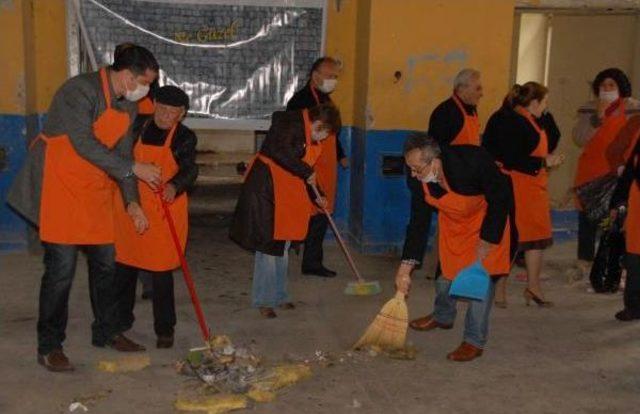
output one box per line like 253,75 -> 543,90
97,355 -> 150,373
174,393 -> 248,414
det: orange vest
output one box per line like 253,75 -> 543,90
507,107 -> 552,244
450,94 -> 481,146
575,99 -> 627,189
114,123 -> 188,271
38,68 -> 131,244
423,180 -> 511,279
246,109 -> 322,241
309,86 -> 338,213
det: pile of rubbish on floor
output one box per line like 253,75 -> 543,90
175,335 -> 312,413
174,335 -> 418,413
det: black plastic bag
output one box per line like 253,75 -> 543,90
575,173 -> 618,222
589,212 -> 626,293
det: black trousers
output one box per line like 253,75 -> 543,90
115,263 -> 176,337
38,243 -> 119,355
302,213 -> 329,270
578,211 -> 599,261
624,254 -> 640,315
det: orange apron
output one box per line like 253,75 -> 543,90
310,86 -> 338,213
508,107 -> 552,244
138,96 -> 155,115
423,180 -> 511,280
575,100 -> 627,191
246,109 -> 322,241
114,123 -> 188,271
450,94 -> 481,146
38,68 -> 131,244
626,154 -> 640,255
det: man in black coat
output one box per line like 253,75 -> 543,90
287,57 -> 347,278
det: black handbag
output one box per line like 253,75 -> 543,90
575,173 -> 619,222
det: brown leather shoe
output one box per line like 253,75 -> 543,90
109,334 -> 146,352
409,315 -> 453,331
447,342 -> 483,362
259,307 -> 277,318
38,349 -> 75,372
156,335 -> 174,349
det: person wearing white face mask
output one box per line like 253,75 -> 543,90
7,45 -> 161,372
230,104 -> 341,318
572,68 -> 640,280
287,57 -> 348,278
396,133 -> 515,362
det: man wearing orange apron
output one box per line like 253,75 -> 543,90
7,46 -> 162,372
113,86 -> 198,349
230,105 -> 341,318
396,133 -> 515,362
610,138 -> 640,321
286,57 -> 347,278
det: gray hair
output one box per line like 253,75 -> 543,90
403,133 -> 441,163
453,68 -> 481,92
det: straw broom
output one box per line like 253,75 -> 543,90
353,292 -> 408,351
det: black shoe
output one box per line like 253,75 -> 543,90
156,335 -> 174,349
615,309 -> 640,321
302,266 -> 337,278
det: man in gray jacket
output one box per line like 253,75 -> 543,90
9,45 -> 161,372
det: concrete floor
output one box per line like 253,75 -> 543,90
1,181 -> 640,413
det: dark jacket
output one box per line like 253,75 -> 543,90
428,95 -> 477,146
286,82 -> 345,160
610,138 -> 640,209
483,106 -> 561,176
133,116 -> 199,194
229,110 -> 315,256
402,145 -> 517,264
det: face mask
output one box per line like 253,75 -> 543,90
318,79 -> 338,94
420,171 -> 439,184
312,128 -> 329,142
599,90 -> 619,103
125,82 -> 150,102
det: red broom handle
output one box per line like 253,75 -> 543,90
311,184 -> 364,284
158,193 -> 211,342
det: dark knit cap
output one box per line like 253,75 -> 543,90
154,85 -> 190,111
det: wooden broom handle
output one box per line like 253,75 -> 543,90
311,184 -> 365,284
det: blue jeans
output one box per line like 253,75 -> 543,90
252,242 -> 291,308
38,243 -> 120,355
432,276 -> 496,349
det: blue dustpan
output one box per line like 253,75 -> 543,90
449,262 -> 490,301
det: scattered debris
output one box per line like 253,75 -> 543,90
68,402 -> 89,412
97,355 -> 151,373
176,335 -> 312,413
355,344 -> 418,361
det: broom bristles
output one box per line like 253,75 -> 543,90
354,292 -> 408,350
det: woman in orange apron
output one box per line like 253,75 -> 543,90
572,68 -> 640,279
229,105 -> 341,318
610,139 -> 640,321
113,86 -> 197,349
396,133 -> 515,362
484,82 -> 565,308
